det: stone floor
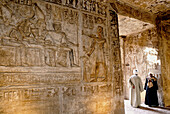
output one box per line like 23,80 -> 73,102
124,100 -> 170,114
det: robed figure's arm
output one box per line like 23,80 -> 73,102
144,78 -> 148,90
139,77 -> 144,92
153,78 -> 158,90
129,77 -> 134,88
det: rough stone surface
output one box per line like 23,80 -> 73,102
108,0 -> 169,25
121,0 -> 170,14
110,0 -> 155,24
118,15 -> 154,35
0,0 -> 124,114
157,18 -> 170,107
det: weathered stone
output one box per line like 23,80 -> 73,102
0,0 -> 124,113
156,16 -> 170,107
118,15 -> 154,36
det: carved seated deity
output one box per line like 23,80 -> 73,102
44,23 -> 78,67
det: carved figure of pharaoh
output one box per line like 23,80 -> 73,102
84,26 -> 107,82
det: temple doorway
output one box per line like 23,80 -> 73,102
118,15 -> 164,107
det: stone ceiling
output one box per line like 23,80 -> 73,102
108,0 -> 170,24
118,15 -> 154,36
121,0 -> 170,14
107,0 -> 169,35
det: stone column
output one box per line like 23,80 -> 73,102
107,4 -> 125,114
156,14 -> 170,107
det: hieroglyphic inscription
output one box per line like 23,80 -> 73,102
0,45 -> 43,66
63,8 -> 78,24
81,84 -> 112,95
109,10 -> 123,95
63,0 -> 79,8
79,83 -> 113,113
14,0 -> 32,5
42,0 -> 78,8
81,0 -> 107,16
0,86 -> 61,113
0,0 -> 122,113
83,14 -> 94,29
95,17 -> 106,25
62,84 -> 112,113
0,87 -> 59,101
44,0 -> 62,4
0,73 -> 81,86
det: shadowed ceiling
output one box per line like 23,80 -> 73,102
108,0 -> 169,35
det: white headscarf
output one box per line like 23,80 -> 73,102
133,69 -> 138,75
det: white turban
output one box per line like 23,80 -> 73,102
133,69 -> 138,75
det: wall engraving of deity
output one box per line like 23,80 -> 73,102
0,0 -> 123,114
0,0 -> 79,68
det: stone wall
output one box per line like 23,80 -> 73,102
120,0 -> 169,14
121,27 -> 163,104
0,0 -> 124,113
157,18 -> 170,107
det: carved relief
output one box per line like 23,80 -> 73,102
42,0 -> 79,7
95,17 -> 106,25
81,84 -> 112,95
0,1 -> 79,68
45,23 -> 79,67
25,48 -> 42,66
14,0 -> 32,5
97,2 -> 106,16
83,14 -> 94,29
82,0 -> 106,16
43,0 -> 62,5
113,50 -> 120,63
83,26 -> 107,82
109,10 -> 117,25
108,8 -> 123,98
0,73 -> 81,86
62,86 -> 76,96
63,8 -> 78,24
0,87 -> 59,101
0,1 -> 122,114
53,6 -> 62,22
64,0 -> 78,8
0,47 -> 16,66
62,86 -> 80,113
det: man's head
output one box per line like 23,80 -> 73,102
148,72 -> 153,77
133,69 -> 138,75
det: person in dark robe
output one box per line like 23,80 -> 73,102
144,72 -> 159,107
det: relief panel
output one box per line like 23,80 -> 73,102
0,0 -> 80,68
0,73 -> 81,86
81,0 -> 107,16
0,87 -> 60,114
0,46 -> 16,66
82,24 -> 108,82
0,0 -> 122,114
